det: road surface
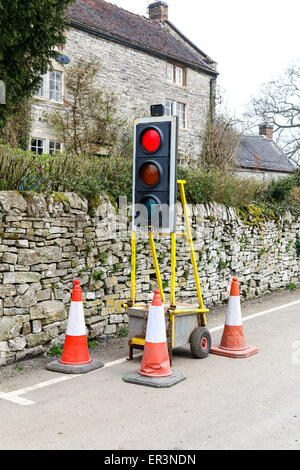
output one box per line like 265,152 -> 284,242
0,289 -> 300,450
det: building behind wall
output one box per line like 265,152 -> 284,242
30,0 -> 218,159
235,124 -> 294,180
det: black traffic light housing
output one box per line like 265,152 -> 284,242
132,116 -> 178,233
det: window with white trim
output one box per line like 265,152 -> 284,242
31,138 -> 45,155
49,140 -> 62,155
166,63 -> 185,86
49,71 -> 63,102
36,74 -> 47,99
30,138 -> 62,155
35,70 -> 63,103
167,63 -> 174,83
166,99 -> 187,128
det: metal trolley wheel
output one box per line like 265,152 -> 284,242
190,327 -> 211,359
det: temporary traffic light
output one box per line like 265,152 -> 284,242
132,116 -> 178,233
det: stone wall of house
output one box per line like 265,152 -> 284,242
31,26 -> 212,159
0,190 -> 299,366
235,168 -> 292,181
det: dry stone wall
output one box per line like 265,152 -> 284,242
0,191 -> 299,366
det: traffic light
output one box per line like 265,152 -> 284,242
132,116 -> 178,233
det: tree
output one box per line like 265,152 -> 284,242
199,86 -> 242,172
0,98 -> 33,149
245,63 -> 300,166
47,57 -> 132,158
0,0 -> 74,126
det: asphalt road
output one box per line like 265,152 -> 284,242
1,289 -> 300,450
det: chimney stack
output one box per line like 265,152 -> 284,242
259,124 -> 274,140
148,1 -> 168,23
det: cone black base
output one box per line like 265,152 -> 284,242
123,370 -> 186,388
47,358 -> 104,374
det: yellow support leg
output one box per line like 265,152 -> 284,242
131,231 -> 136,306
178,180 -> 207,326
148,232 -> 165,304
170,312 -> 175,348
170,232 -> 176,306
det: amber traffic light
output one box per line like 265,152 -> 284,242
139,162 -> 160,187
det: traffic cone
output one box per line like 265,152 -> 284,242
59,280 -> 91,365
210,278 -> 258,358
47,280 -> 104,374
123,290 -> 186,388
138,289 -> 172,377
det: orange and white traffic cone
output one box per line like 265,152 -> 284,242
210,278 -> 258,358
138,289 -> 172,377
59,280 -> 91,366
47,280 -> 104,374
123,290 -> 186,388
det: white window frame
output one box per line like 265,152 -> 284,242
165,99 -> 187,129
49,140 -> 62,155
167,63 -> 174,83
36,74 -> 48,99
49,71 -> 63,103
35,70 -> 63,103
31,138 -> 46,155
176,102 -> 186,129
175,67 -> 183,86
166,63 -> 185,86
30,137 -> 63,155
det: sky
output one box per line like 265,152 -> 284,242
108,0 -> 300,117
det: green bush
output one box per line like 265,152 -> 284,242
0,142 -> 299,216
263,177 -> 294,203
178,166 -> 265,207
0,142 -> 133,201
257,169 -> 300,215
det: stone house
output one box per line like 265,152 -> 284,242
30,0 -> 217,159
235,124 -> 294,180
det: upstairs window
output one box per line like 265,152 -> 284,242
35,70 -> 63,103
36,74 -> 47,99
49,71 -> 63,102
166,63 -> 185,86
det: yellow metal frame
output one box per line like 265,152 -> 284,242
149,232 -> 166,303
128,180 -> 209,346
130,230 -> 136,306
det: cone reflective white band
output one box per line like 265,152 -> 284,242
225,296 -> 242,326
66,302 -> 87,336
145,306 -> 167,343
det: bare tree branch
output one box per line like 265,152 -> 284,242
244,62 -> 300,166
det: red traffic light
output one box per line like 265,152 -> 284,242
140,162 -> 160,187
142,129 -> 161,153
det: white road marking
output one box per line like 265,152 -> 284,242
0,392 -> 34,406
0,375 -> 79,406
1,299 -> 299,406
103,354 -> 142,369
9,374 -> 79,395
209,299 -> 300,333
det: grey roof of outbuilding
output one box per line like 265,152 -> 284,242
236,135 -> 294,173
65,0 -> 217,75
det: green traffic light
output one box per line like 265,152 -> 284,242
143,197 -> 157,223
